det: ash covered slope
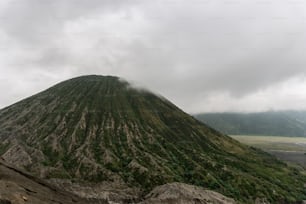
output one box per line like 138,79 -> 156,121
0,159 -> 93,204
0,75 -> 305,203
140,182 -> 236,204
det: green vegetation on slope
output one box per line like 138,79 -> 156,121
195,111 -> 306,137
0,75 -> 306,203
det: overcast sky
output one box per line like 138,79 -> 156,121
1,0 -> 306,113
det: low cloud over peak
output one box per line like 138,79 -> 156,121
1,0 -> 306,113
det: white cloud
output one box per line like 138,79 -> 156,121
188,76 -> 306,113
1,0 -> 306,113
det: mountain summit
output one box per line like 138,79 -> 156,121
0,75 -> 305,203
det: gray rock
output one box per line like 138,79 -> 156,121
140,182 -> 236,204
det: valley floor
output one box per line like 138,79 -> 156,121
231,135 -> 306,167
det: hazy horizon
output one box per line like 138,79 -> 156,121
1,0 -> 306,113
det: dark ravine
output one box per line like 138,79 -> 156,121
0,75 -> 306,203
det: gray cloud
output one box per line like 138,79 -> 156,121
1,0 -> 306,113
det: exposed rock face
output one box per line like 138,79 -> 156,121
140,183 -> 236,204
0,75 -> 306,203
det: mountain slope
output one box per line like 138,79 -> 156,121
0,75 -> 306,203
0,159 -> 94,204
0,159 -> 236,204
194,111 -> 306,136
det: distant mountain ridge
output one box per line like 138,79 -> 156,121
194,111 -> 306,136
0,75 -> 306,203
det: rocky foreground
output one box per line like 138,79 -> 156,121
0,160 -> 236,204
139,183 -> 236,204
0,160 -> 94,204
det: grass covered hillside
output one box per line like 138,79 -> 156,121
0,75 -> 306,203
